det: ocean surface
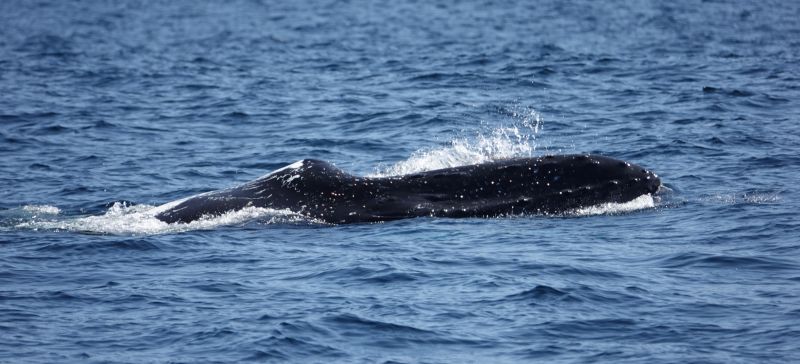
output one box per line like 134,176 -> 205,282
1,0 -> 799,363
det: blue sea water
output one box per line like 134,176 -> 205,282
1,0 -> 799,362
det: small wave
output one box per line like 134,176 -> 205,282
505,285 -> 571,301
360,271 -> 421,284
243,336 -> 346,362
324,313 -> 434,335
652,252 -> 797,271
289,265 -> 427,285
15,201 -> 303,235
544,318 -> 639,338
35,239 -> 163,253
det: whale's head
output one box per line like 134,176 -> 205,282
526,155 -> 661,210
580,155 -> 660,196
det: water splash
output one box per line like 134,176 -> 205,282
374,106 -> 543,176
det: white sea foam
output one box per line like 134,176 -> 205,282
21,205 -> 61,215
570,194 -> 656,216
15,202 -> 302,235
707,192 -> 780,205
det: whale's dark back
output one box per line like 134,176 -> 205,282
155,155 -> 660,224
373,154 -> 660,220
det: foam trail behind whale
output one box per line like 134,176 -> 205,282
13,202 -> 302,235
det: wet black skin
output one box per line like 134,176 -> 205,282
155,154 -> 661,224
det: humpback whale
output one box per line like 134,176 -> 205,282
155,155 -> 660,224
